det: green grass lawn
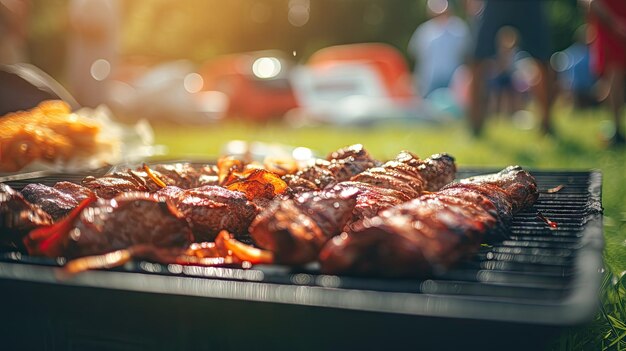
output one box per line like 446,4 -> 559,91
150,103 -> 625,350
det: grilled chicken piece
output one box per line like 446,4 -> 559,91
319,166 -> 538,277
157,185 -> 258,242
82,163 -> 219,199
24,192 -> 193,259
1,183 -> 53,251
249,188 -> 358,265
21,182 -> 94,220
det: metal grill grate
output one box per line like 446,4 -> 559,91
0,168 -> 604,326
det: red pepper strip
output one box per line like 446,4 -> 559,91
64,249 -> 133,274
536,211 -> 558,229
546,185 -> 564,194
24,193 -> 97,257
143,163 -> 167,189
216,230 -> 274,264
63,244 -> 240,275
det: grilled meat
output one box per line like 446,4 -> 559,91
81,163 -> 219,199
332,181 -> 411,227
21,182 -> 94,220
249,188 -> 358,264
1,183 -> 53,251
81,170 -> 157,199
24,192 -> 193,259
351,152 -> 456,197
151,163 -> 219,189
250,152 -> 456,265
283,144 -> 380,192
156,185 -> 258,242
319,166 -> 538,277
53,181 -> 94,202
325,144 -> 380,181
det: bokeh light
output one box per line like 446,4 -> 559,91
184,73 -> 204,93
288,0 -> 310,27
252,57 -> 282,79
90,59 -> 111,81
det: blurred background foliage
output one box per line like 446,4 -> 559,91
26,0 -> 584,83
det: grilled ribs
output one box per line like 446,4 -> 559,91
319,166 -> 539,277
249,151 -> 457,264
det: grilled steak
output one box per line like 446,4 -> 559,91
21,182 -> 94,220
24,192 -> 193,259
157,185 -> 258,242
1,183 -> 53,251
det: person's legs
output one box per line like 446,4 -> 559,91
607,65 -> 625,144
469,60 -> 487,135
469,1 -> 501,136
534,61 -> 555,134
511,2 -> 553,134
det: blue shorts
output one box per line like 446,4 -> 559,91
473,1 -> 552,61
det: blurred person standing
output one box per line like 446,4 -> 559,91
560,25 -> 599,109
408,0 -> 469,98
489,26 -> 521,117
581,0 -> 626,146
66,0 -> 120,108
468,1 -> 554,136
0,0 -> 30,64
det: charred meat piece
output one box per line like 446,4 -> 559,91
254,151 -> 457,265
24,192 -> 193,259
54,181 -> 94,202
283,144 -> 379,192
331,181 -> 411,228
249,187 -> 357,265
291,160 -> 337,189
325,144 -> 380,182
21,182 -> 94,220
81,163 -> 220,199
319,166 -> 538,277
157,185 -> 258,242
448,165 -> 538,213
82,170 -> 156,199
151,163 -> 219,188
413,153 -> 457,191
1,183 -> 53,251
351,151 -> 456,198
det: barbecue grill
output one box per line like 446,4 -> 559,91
0,168 -> 603,350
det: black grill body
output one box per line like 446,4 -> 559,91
0,169 -> 603,350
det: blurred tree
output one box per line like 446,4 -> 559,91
28,0 -> 68,81
24,0 -> 583,82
